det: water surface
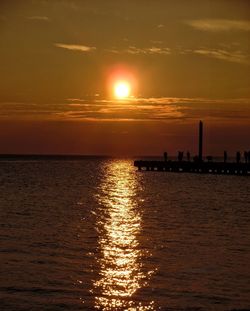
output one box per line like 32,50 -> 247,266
1,158 -> 250,310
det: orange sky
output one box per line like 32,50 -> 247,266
0,0 -> 249,155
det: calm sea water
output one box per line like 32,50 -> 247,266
1,158 -> 250,311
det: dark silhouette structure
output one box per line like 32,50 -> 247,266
178,151 -> 184,162
206,156 -> 213,162
236,151 -> 241,164
244,151 -> 248,163
163,152 -> 168,162
199,121 -> 203,162
224,151 -> 227,163
193,155 -> 199,163
134,121 -> 250,176
134,159 -> 250,175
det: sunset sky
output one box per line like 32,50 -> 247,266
0,0 -> 249,156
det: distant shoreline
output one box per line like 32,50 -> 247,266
0,154 -> 112,161
0,154 -> 240,162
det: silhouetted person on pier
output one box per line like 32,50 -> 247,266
178,151 -> 183,162
244,151 -> 248,163
163,152 -> 168,162
224,151 -> 227,163
236,151 -> 241,164
187,151 -> 190,162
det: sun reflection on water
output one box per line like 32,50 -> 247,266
94,160 -> 154,310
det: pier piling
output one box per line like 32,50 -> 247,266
199,121 -> 203,162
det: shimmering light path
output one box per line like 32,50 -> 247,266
94,160 -> 154,310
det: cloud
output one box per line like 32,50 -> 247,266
107,44 -> 249,65
62,97 -> 250,122
147,47 -> 170,54
126,46 -> 171,55
107,46 -> 171,55
1,98 -> 250,122
67,98 -> 86,102
56,99 -> 183,121
193,48 -> 250,65
179,45 -> 250,65
0,102 -> 59,120
27,16 -> 49,21
186,19 -> 250,32
54,43 -> 96,52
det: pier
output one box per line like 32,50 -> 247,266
134,121 -> 250,176
134,160 -> 250,175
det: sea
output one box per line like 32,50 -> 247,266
1,157 -> 250,311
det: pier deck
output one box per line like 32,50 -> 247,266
134,160 -> 250,176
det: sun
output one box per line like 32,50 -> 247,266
114,81 -> 131,99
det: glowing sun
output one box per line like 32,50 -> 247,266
114,81 -> 131,99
